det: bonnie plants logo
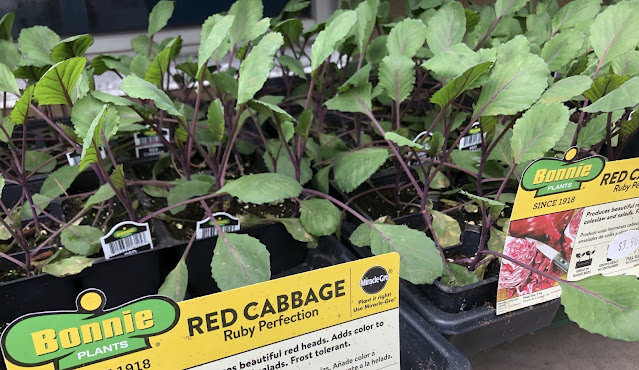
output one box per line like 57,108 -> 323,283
360,266 -> 389,294
1,289 -> 179,370
521,147 -> 605,197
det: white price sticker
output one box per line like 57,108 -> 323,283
607,230 -> 639,260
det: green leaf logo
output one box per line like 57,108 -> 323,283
1,289 -> 179,370
114,227 -> 137,239
521,147 -> 605,197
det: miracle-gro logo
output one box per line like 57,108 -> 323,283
0,289 -> 179,370
521,147 -> 605,197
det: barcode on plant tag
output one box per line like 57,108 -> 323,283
459,122 -> 485,151
196,212 -> 241,239
134,126 -> 170,159
66,148 -> 107,166
100,221 -> 154,259
459,133 -> 482,147
136,135 -> 161,145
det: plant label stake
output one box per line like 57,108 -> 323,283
1,254 -> 401,370
195,212 -> 240,239
100,221 -> 154,259
134,126 -> 170,159
66,148 -> 107,166
458,122 -> 485,152
408,131 -> 432,165
496,147 -> 639,314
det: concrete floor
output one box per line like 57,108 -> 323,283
469,323 -> 639,369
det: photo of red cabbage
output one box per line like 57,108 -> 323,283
497,208 -> 583,299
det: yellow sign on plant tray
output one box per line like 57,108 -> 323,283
1,254 -> 400,370
497,148 -> 639,314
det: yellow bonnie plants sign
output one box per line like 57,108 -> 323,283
1,254 -> 401,370
497,147 -> 639,315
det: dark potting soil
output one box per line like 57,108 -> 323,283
0,269 -> 27,283
61,196 -> 158,245
0,219 -> 61,255
351,184 -> 494,229
145,196 -> 299,240
132,153 -> 259,182
351,185 -> 421,220
132,152 -> 294,240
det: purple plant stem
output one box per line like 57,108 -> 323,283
172,199 -> 216,261
30,105 -> 78,148
0,251 -> 27,270
31,207 -> 86,256
304,70 -> 318,111
0,201 -> 30,256
345,184 -> 398,206
146,35 -> 154,58
420,205 -> 454,277
440,200 -> 475,214
303,188 -> 426,271
315,62 -> 331,133
606,112 -> 614,159
573,53 -> 608,146
33,205 -> 64,224
218,105 -> 247,187
303,188 -> 379,229
29,104 -> 110,184
180,232 -> 198,261
91,200 -> 106,228
141,114 -> 184,167
469,164 -> 516,270
474,7 -> 504,51
185,67 -> 207,180
2,125 -> 42,230
271,116 -> 299,181
94,138 -> 136,221
614,130 -> 636,159
399,68 -> 428,123
138,192 -> 224,223
175,117 -> 220,178
357,101 -> 424,198
251,113 -> 276,169
354,115 -> 362,146
24,151 -> 69,180
128,180 -> 174,187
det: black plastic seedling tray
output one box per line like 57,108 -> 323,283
341,222 -> 561,357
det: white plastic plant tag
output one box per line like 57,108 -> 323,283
195,212 -> 241,239
66,148 -> 107,166
134,126 -> 170,159
607,230 -> 639,260
100,221 -> 154,259
409,131 -> 432,164
459,122 -> 485,152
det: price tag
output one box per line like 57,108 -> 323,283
195,212 -> 241,239
607,230 -> 639,260
497,147 -> 639,315
134,126 -> 170,159
459,122 -> 485,152
66,148 -> 107,166
100,221 -> 154,259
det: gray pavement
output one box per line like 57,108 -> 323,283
469,323 -> 639,369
